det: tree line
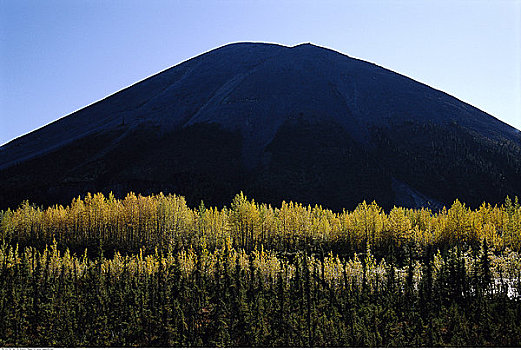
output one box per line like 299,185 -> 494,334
1,192 -> 520,259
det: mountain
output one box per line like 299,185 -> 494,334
1,42 -> 520,211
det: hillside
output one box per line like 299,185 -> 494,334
1,42 -> 520,211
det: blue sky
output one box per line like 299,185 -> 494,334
1,0 -> 520,146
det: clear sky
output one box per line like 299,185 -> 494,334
1,0 -> 520,146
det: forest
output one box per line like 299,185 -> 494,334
1,192 -> 520,346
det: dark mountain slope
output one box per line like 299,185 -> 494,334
1,42 -> 520,211
0,43 -> 288,169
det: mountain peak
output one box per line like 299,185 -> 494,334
293,42 -> 315,47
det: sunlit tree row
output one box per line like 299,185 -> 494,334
1,192 -> 520,257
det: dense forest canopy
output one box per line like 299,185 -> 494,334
1,192 -> 520,346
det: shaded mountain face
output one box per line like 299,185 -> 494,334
1,42 -> 520,211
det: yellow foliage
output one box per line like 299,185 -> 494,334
1,192 -> 520,255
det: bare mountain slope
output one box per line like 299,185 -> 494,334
1,42 -> 520,210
